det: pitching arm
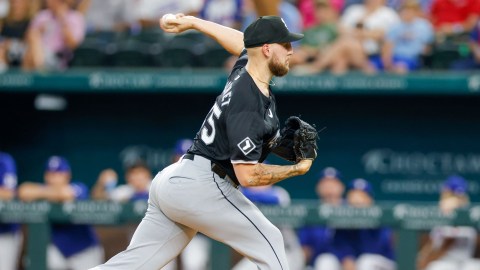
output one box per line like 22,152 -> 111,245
160,14 -> 244,56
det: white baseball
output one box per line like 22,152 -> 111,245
162,14 -> 176,27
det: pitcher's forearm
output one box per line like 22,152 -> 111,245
242,160 -> 311,186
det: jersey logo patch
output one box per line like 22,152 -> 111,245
267,109 -> 273,118
238,137 -> 256,155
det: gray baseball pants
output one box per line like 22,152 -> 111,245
90,154 -> 289,270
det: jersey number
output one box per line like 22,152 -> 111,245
201,103 -> 222,145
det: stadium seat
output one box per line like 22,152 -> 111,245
83,31 -> 129,47
70,42 -> 108,67
129,27 -> 166,44
108,40 -> 153,67
159,46 -> 197,68
158,32 -> 206,67
198,46 -> 231,68
430,49 -> 461,70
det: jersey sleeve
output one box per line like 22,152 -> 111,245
226,88 -> 264,163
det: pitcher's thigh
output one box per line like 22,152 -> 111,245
185,183 -> 288,270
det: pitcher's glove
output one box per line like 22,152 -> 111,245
271,116 -> 318,162
290,116 -> 318,161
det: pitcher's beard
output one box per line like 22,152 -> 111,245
268,54 -> 289,77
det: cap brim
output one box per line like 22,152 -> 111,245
282,32 -> 304,43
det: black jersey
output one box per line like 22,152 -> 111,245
189,50 -> 280,184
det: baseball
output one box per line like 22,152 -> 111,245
162,14 -> 176,27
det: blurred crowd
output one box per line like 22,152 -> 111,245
2,143 -> 480,269
0,0 -> 479,73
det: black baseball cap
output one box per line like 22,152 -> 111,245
243,16 -> 304,48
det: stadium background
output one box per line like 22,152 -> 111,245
2,75 -> 480,202
1,0 -> 480,269
1,71 -> 480,270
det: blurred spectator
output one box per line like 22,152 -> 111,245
381,0 -> 434,73
298,167 -> 344,270
425,0 -> 480,69
344,0 -> 429,11
18,156 -> 103,270
417,175 -> 480,270
134,0 -> 203,28
451,20 -> 480,70
429,0 -> 480,40
340,0 -> 401,70
0,0 -> 39,71
291,0 -> 339,67
301,0 -> 400,74
330,178 -> 396,270
250,0 -> 280,16
315,167 -> 344,206
66,0 -> 90,13
386,0 -> 403,10
419,0 -> 435,15
91,161 -> 152,202
346,178 -> 375,208
297,0 -> 343,29
0,152 -> 21,270
233,183 -> 305,270
241,0 -> 303,40
342,0 -> 363,11
83,0 -> 137,34
199,0 -> 243,30
22,0 -> 86,71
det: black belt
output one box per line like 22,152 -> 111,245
183,153 -> 228,179
183,153 -> 238,187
